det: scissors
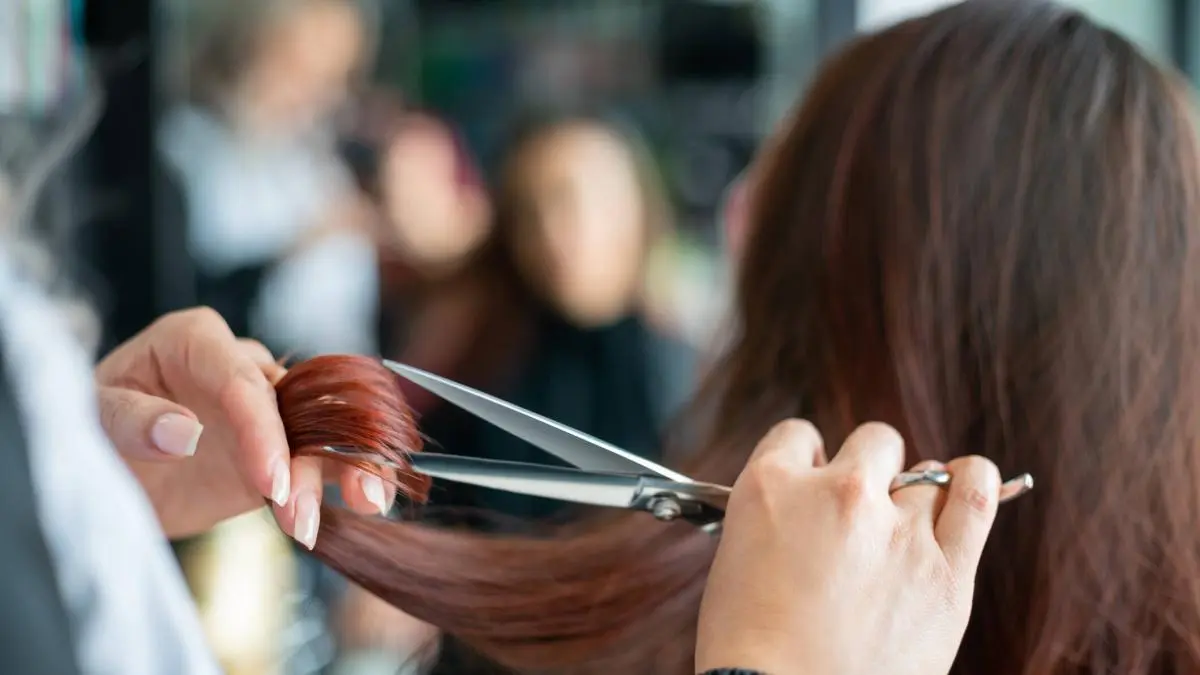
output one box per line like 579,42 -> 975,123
323,361 -> 1034,533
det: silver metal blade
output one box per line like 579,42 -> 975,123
383,360 -> 692,482
410,453 -> 644,508
319,446 -> 408,470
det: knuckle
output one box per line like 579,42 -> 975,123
909,458 -> 945,472
737,453 -> 797,502
743,453 -> 792,489
152,308 -> 228,359
767,418 -> 820,444
949,455 -> 1000,515
183,306 -> 226,330
236,338 -> 275,362
828,468 -> 870,510
222,360 -> 269,401
751,418 -> 823,468
158,306 -> 224,335
157,306 -> 197,327
954,484 -> 993,516
889,516 -> 915,552
854,421 -> 905,449
237,337 -> 267,351
731,462 -> 789,523
98,389 -> 132,433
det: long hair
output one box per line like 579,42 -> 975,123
379,108 -> 675,399
278,3 -> 1200,673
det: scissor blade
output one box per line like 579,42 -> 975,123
383,360 -> 692,482
410,452 -> 644,508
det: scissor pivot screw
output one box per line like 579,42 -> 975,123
649,497 -> 683,522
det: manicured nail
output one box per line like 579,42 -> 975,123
271,460 -> 291,507
361,473 -> 388,515
151,413 -> 202,457
295,491 -> 320,550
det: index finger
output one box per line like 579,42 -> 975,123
156,309 -> 292,506
934,455 -> 1002,573
744,419 -> 827,472
827,422 -> 907,494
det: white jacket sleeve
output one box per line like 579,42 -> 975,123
0,255 -> 223,675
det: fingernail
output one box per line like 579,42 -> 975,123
361,473 -> 388,515
151,414 -> 202,457
271,460 -> 291,507
295,491 -> 320,550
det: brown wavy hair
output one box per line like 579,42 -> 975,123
277,3 -> 1200,673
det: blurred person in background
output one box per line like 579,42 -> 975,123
334,110 -> 697,672
332,99 -> 487,675
343,100 -> 494,418
414,111 -> 697,530
158,0 -> 380,358
156,2 -> 386,672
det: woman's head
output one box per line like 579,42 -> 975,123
725,2 -> 1200,671
185,0 -> 369,134
286,4 -> 1200,674
494,114 -> 671,327
376,114 -> 492,273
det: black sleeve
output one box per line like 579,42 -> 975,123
0,354 -> 85,675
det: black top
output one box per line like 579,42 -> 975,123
418,310 -> 696,529
423,311 -> 695,673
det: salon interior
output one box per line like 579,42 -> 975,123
2,0 -> 1191,673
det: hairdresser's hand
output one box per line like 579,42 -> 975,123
696,421 -> 1002,675
94,307 -> 396,544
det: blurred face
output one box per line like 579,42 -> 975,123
380,119 -> 492,271
236,1 -> 364,134
509,125 -> 648,327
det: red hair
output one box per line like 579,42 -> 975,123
274,355 -> 715,672
275,355 -> 431,502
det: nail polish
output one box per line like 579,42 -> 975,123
295,492 -> 320,550
151,414 -> 202,457
271,461 -> 290,507
361,473 -> 388,515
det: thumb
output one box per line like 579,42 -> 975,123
97,386 -> 204,461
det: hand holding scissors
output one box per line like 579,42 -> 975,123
327,363 -> 1031,674
696,421 -> 1021,675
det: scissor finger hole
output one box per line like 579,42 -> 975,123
889,462 -> 949,518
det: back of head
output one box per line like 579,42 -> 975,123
729,1 -> 1200,672
287,3 -> 1200,674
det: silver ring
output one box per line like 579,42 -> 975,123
889,469 -> 951,494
